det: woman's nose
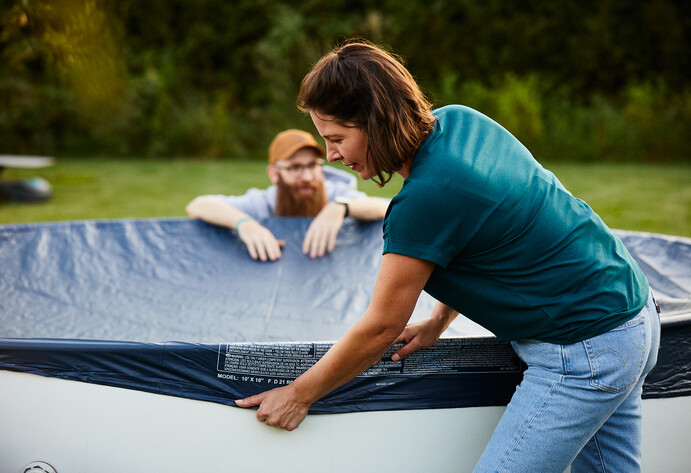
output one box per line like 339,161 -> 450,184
326,148 -> 341,163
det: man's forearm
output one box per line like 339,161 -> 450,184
186,196 -> 250,229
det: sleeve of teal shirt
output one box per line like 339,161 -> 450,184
382,105 -> 533,269
382,176 -> 498,268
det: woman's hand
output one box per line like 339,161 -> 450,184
235,385 -> 311,431
390,318 -> 446,361
302,202 -> 346,258
391,302 -> 459,361
237,220 -> 286,262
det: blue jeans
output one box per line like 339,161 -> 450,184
473,292 -> 660,473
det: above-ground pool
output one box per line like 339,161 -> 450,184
1,218 -> 689,472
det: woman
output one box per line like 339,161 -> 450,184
236,40 -> 660,473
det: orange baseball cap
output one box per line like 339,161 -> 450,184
268,129 -> 325,164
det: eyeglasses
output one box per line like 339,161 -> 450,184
273,159 -> 324,176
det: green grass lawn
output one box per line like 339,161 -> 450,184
1,158 -> 689,237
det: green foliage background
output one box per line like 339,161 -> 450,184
1,0 -> 690,162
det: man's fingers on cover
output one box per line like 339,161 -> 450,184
302,225 -> 321,254
325,228 -> 338,253
255,242 -> 269,262
310,236 -> 324,258
302,227 -> 322,256
266,239 -> 282,261
242,227 -> 284,262
245,241 -> 259,260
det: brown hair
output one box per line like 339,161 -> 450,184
298,39 -> 436,186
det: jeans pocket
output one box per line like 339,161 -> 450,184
584,315 -> 647,393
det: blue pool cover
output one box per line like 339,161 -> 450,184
0,218 -> 689,412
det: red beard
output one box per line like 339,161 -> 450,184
275,176 -> 327,217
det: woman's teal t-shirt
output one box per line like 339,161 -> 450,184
383,105 -> 648,344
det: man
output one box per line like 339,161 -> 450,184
186,129 -> 389,261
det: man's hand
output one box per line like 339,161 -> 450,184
237,220 -> 285,262
302,202 -> 346,258
235,385 -> 310,431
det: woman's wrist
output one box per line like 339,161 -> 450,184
430,304 -> 458,331
288,376 -> 320,407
